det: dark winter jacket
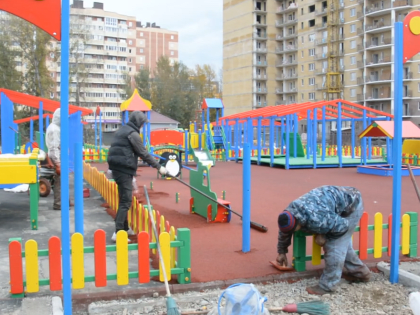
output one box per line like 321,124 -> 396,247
107,111 -> 161,176
277,185 -> 362,254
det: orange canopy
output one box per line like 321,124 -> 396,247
359,121 -> 420,139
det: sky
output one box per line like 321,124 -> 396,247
83,0 -> 223,77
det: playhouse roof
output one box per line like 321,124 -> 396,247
359,121 -> 420,139
202,98 -> 224,110
14,114 -> 53,124
0,89 -> 93,116
218,100 -> 393,123
120,89 -> 151,112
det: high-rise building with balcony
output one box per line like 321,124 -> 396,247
223,0 -> 420,124
47,1 -> 178,132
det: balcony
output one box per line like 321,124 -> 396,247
254,33 -> 268,40
254,87 -> 268,93
254,60 -> 268,66
283,32 -> 297,39
277,73 -> 298,80
404,90 -> 413,98
315,7 -> 328,16
315,38 -> 328,45
315,68 -> 327,75
283,18 -> 298,26
255,47 -> 268,53
357,94 -> 364,101
254,101 -> 268,108
365,22 -> 392,33
254,74 -> 267,80
276,19 -> 284,27
276,88 -> 284,94
404,72 -> 413,80
365,38 -> 392,50
276,3 -> 298,14
365,92 -> 391,100
316,84 -> 326,90
365,55 -> 392,67
331,2 -> 345,10
276,34 -> 284,41
365,74 -> 392,83
394,0 -> 412,10
365,3 -> 392,17
315,23 -> 328,31
314,53 -> 328,60
284,88 -> 297,93
276,59 -> 297,67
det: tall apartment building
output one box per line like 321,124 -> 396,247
47,1 -> 179,131
223,0 -> 420,125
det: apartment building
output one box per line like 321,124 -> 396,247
48,1 -> 179,131
223,0 -> 420,125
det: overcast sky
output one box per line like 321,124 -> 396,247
83,0 -> 223,77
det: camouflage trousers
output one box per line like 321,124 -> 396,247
319,198 -> 370,291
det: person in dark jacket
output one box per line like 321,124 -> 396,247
276,185 -> 371,295
107,111 -> 168,242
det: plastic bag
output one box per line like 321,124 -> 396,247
218,283 -> 269,315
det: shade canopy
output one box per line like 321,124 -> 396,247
120,89 -> 152,112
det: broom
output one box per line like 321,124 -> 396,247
143,185 -> 180,315
270,300 -> 330,315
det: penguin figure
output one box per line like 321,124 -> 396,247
160,151 -> 181,177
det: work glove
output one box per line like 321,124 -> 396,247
276,253 -> 288,267
159,166 -> 168,176
314,234 -> 326,247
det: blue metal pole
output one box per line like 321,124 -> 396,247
94,113 -> 97,150
39,102 -> 44,150
338,102 -> 343,168
322,106 -> 326,161
99,111 -> 102,161
184,130 -> 188,165
368,117 -> 372,160
125,110 -> 129,124
390,22 -> 404,284
293,113 -> 297,158
313,109 -> 317,168
286,115 -> 290,169
257,118 -> 262,164
242,142 -> 251,253
60,0 -> 72,313
46,115 -> 50,128
351,119 -> 355,159
362,109 -> 367,165
30,119 -> 33,142
281,117 -> 284,152
270,117 -> 275,167
306,110 -> 311,159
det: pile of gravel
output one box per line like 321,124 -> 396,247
87,273 -> 414,315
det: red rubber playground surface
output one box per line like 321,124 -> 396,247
93,161 -> 419,283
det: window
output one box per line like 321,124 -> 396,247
309,78 -> 315,85
50,72 -> 55,78
129,22 -> 132,27
351,72 -> 356,81
350,56 -> 356,65
350,8 -> 356,17
301,65 -> 304,72
309,5 -> 315,12
140,32 -> 144,37
418,101 -> 420,110
140,48 -> 144,53
301,22 -> 304,29
350,24 -> 356,33
309,63 -> 315,71
301,36 -> 304,43
418,82 -> 420,92
301,8 -> 303,15
309,49 -> 315,56
309,34 -> 315,42
50,52 -> 55,58
351,40 -> 356,49
309,19 -> 315,27
171,51 -> 174,56
171,35 -> 174,39
128,40 -> 132,45
301,79 -> 304,86
309,92 -> 315,100
350,89 -> 356,97
418,64 -> 420,73
301,51 -> 304,58
129,49 -> 132,53
50,92 -> 54,98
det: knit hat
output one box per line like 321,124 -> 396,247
278,211 -> 297,233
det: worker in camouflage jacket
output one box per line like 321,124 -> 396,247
276,185 -> 371,295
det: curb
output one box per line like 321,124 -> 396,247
377,261 -> 420,289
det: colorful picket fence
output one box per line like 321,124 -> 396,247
83,144 -> 108,162
292,211 -> 418,272
8,228 -> 191,297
